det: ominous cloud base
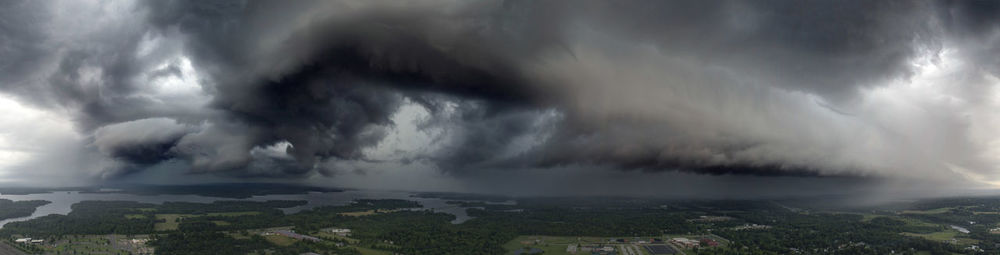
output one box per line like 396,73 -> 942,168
1,0 -> 1000,194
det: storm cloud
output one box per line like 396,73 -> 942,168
2,0 -> 1000,192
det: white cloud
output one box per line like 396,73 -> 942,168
0,94 -> 86,184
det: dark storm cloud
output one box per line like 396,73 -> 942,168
92,118 -> 196,175
0,0 -> 51,102
2,0 -> 1000,184
567,0 -> 940,100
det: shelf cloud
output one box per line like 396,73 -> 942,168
1,0 -> 1000,194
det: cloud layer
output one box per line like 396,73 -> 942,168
1,0 -> 1000,191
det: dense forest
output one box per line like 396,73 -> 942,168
0,199 -> 49,221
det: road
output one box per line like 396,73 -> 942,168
0,242 -> 25,255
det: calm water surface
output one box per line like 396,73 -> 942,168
0,190 -> 513,228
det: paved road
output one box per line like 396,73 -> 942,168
0,242 -> 25,255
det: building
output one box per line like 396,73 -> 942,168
670,238 -> 699,248
327,228 -> 352,236
13,238 -> 43,244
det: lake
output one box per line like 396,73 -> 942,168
0,190 -> 512,228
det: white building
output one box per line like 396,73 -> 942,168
14,238 -> 30,243
328,228 -> 352,236
671,237 -> 699,248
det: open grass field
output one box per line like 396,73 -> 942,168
862,215 -> 943,229
902,229 -> 978,245
154,214 -> 196,231
264,235 -> 298,246
340,210 -> 379,216
902,207 -> 956,214
124,214 -> 147,219
502,236 -> 602,255
860,214 -> 881,222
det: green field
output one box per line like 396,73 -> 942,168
264,235 -> 298,246
154,214 -> 196,231
902,207 -> 964,215
124,214 -> 147,219
902,229 -> 977,245
502,238 -> 573,255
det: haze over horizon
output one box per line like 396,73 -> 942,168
2,0 -> 1000,199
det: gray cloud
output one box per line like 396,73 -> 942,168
92,118 -> 196,171
0,0 -> 999,192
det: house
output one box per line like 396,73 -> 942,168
14,238 -> 30,243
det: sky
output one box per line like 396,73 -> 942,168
1,0 -> 1000,198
